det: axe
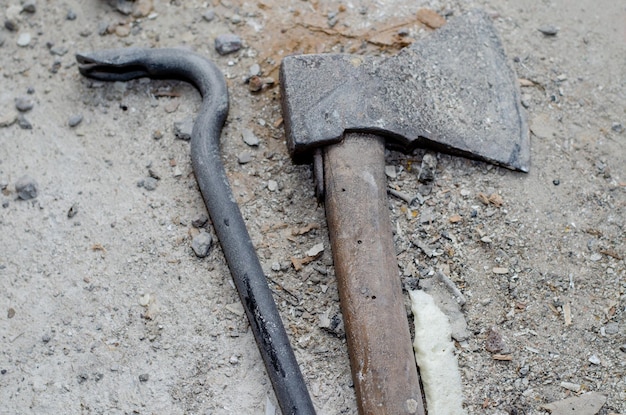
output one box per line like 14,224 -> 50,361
280,10 -> 529,415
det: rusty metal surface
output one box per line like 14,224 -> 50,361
280,9 -> 530,172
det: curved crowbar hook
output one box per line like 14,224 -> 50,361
77,48 -> 316,415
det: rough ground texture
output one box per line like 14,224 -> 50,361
1,0 -> 624,414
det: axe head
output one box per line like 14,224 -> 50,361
280,9 -> 530,172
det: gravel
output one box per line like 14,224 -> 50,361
214,33 -> 243,55
14,175 -> 38,200
191,232 -> 213,258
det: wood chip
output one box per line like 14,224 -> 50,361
448,214 -> 462,223
292,223 -> 320,236
416,8 -> 446,29
478,192 -> 490,205
291,255 -> 316,271
492,354 -> 513,361
488,193 -> 504,207
563,302 -> 572,326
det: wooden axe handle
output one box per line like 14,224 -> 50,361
324,132 -> 426,415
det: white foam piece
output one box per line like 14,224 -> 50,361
410,290 -> 467,415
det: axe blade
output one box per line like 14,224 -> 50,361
280,9 -> 530,171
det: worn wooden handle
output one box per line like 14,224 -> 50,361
324,132 -> 425,415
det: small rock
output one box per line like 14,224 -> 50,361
241,128 -> 259,146
202,9 -> 216,22
589,253 -> 602,262
132,0 -> 153,18
21,0 -> 37,13
141,177 -> 158,191
492,267 -> 509,274
604,322 -> 619,335
229,355 -> 239,364
318,310 -> 344,337
267,180 -> 278,192
247,75 -> 264,92
15,96 -> 34,112
138,373 -> 149,382
17,114 -> 32,129
191,232 -> 213,258
271,262 -> 281,272
15,175 -> 38,200
538,25 -> 559,36
66,9 -> 77,20
249,63 -> 261,77
418,153 -> 437,183
541,392 -> 607,415
152,130 -> 163,140
67,203 -> 79,218
229,14 -> 242,24
174,117 -> 194,140
611,122 -> 624,133
237,151 -> 252,164
620,344 -> 626,353
306,243 -> 324,258
588,354 -> 601,365
68,114 -> 83,127
485,326 -> 508,353
215,33 -> 242,55
41,333 -> 51,343
17,32 -> 31,47
384,165 -> 397,179
0,109 -> 17,128
191,213 -> 209,228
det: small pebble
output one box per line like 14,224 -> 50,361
611,122 -> 624,133
538,25 -> 559,36
21,0 -> 37,13
191,213 -> 209,228
215,33 -> 243,55
174,117 -> 193,140
5,19 -> 19,32
267,180 -> 278,192
604,322 -> 619,335
241,129 -> 259,146
66,9 -> 77,20
588,354 -> 601,365
384,165 -> 397,179
418,153 -> 437,183
249,63 -> 261,77
17,33 -> 32,47
229,14 -> 242,24
202,9 -> 216,22
191,232 -> 213,258
589,253 -> 602,262
247,76 -> 264,92
17,114 -> 32,129
67,203 -> 79,218
141,177 -> 158,191
229,355 -> 239,364
15,96 -> 34,112
152,130 -> 163,140
553,179 -> 560,185
237,151 -> 252,164
138,373 -> 149,382
68,114 -> 83,127
15,175 -> 38,200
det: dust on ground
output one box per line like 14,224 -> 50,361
1,0 -> 624,414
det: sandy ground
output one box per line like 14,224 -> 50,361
1,0 -> 624,414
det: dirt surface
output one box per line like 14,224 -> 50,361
1,0 -> 624,414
